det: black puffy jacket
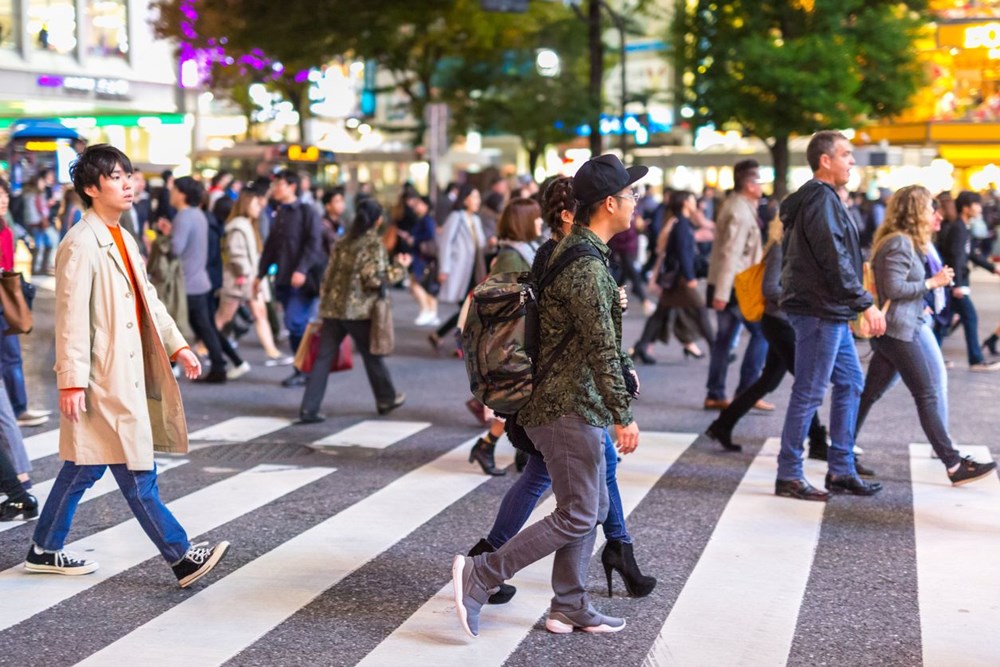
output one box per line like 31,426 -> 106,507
779,179 -> 872,321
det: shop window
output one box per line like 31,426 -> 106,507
28,0 -> 77,55
0,0 -> 15,50
86,0 -> 128,59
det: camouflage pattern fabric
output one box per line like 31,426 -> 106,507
319,229 -> 405,320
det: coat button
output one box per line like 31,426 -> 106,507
125,292 -> 131,299
130,351 -> 135,358
127,322 -> 133,329
134,381 -> 139,388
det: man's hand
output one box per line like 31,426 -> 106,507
614,422 -> 640,455
712,298 -> 727,311
59,388 -> 86,423
687,279 -> 698,289
396,253 -> 413,269
952,286 -> 965,299
862,304 -> 887,337
290,271 -> 306,289
619,286 -> 629,311
175,348 -> 202,380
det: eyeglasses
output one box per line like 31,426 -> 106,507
613,192 -> 639,203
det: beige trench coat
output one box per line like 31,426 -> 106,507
54,212 -> 190,470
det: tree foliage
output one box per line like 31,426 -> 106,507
672,0 -> 928,196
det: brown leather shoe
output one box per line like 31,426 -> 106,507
703,398 -> 730,410
753,399 -> 775,412
775,479 -> 829,501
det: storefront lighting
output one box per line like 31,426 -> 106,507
137,117 -> 163,128
358,123 -> 372,135
349,61 -> 365,77
25,141 -> 59,152
346,117 -> 360,129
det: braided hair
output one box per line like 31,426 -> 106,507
540,176 -> 576,240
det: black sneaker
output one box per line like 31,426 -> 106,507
949,456 -> 998,486
173,541 -> 230,588
825,473 -> 883,496
24,546 -> 99,575
705,422 -> 741,452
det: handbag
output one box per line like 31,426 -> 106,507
370,282 -> 394,355
733,261 -> 766,322
0,272 -> 33,334
294,321 -> 354,373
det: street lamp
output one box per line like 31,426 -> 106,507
536,49 -> 561,77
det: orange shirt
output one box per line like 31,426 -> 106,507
107,223 -> 143,323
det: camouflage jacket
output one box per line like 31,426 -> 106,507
319,229 -> 404,320
518,226 -> 635,428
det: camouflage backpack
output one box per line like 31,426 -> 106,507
461,243 -> 601,416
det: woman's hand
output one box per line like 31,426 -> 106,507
930,265 -> 955,289
396,253 -> 413,269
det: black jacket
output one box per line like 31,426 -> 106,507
779,179 -> 872,321
257,200 -> 325,287
936,218 -> 995,288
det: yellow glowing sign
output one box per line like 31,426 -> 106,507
24,141 -> 59,151
964,23 -> 1000,49
287,145 -> 319,162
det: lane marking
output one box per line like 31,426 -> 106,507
911,443 -> 1000,667
310,420 -> 431,450
189,417 -> 294,442
644,438 -> 828,667
0,464 -> 335,631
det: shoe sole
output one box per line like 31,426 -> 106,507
451,555 -> 477,638
774,490 -> 828,502
25,561 -> 99,575
178,541 -> 230,589
227,367 -> 251,380
827,486 -> 882,496
951,468 -> 998,487
545,616 -> 627,634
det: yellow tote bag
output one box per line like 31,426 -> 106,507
733,262 -> 766,322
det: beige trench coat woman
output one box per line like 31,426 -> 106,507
54,212 -> 190,470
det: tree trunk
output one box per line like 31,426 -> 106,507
769,134 -> 790,200
526,145 -> 541,177
588,0 -> 603,157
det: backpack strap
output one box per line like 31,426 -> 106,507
531,242 -> 605,389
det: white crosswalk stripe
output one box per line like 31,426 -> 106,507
0,457 -> 188,534
1,415 -> 997,667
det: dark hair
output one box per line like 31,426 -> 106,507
498,197 -> 541,242
955,191 -> 982,215
161,169 -> 173,181
36,168 -> 52,183
574,200 -> 603,227
806,130 -> 848,172
248,178 -> 270,197
275,169 -> 299,192
322,187 -> 345,206
173,176 -> 204,207
453,183 -> 478,212
541,176 -> 575,237
212,196 -> 234,224
733,160 -> 760,193
210,170 -> 232,188
668,190 -> 695,218
70,143 -> 133,208
483,191 -> 505,214
347,198 -> 383,240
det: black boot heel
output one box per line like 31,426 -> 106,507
0,494 -> 38,521
469,438 -> 506,477
601,539 -> 656,598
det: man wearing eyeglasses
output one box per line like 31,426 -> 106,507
704,159 -> 768,412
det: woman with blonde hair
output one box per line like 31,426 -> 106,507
216,189 -> 289,369
705,210 -> 841,465
853,185 -> 995,485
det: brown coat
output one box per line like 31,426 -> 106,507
54,212 -> 190,470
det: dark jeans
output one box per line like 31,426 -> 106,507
713,314 -> 824,440
187,292 -> 242,374
486,430 -> 628,548
856,329 -> 960,468
612,250 -> 647,302
32,462 -> 190,563
2,332 -> 27,415
935,293 -> 983,365
706,300 -> 768,400
300,318 -> 397,414
274,285 -> 319,357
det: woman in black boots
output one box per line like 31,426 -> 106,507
0,445 -> 36,521
465,177 -> 655,604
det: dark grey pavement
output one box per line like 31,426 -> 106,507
1,269 -> 999,667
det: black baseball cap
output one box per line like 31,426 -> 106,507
573,154 -> 649,207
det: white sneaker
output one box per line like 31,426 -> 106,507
16,414 -> 48,427
415,311 -> 439,326
264,355 -> 295,367
21,409 -> 52,419
425,315 -> 441,327
226,361 -> 251,380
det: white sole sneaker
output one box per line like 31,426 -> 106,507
451,555 -> 477,638
226,362 -> 251,380
177,541 -> 230,589
545,611 -> 626,634
25,554 -> 99,576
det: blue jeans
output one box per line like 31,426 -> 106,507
32,462 -> 190,563
274,285 -> 319,356
778,315 -> 862,480
707,303 -> 768,400
2,333 -> 27,416
486,430 -> 629,548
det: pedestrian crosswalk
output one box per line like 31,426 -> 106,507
1,415 -> 998,666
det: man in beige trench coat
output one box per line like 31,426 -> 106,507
24,145 -> 229,588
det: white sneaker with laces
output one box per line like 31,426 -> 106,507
226,361 -> 251,380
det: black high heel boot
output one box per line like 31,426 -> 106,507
467,538 -> 517,604
602,539 -> 656,597
628,346 -> 656,365
469,438 -> 507,476
0,494 -> 38,521
983,334 -> 999,357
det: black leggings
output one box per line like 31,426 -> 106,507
187,293 -> 243,373
713,314 -> 824,439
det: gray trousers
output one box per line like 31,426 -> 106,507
473,413 -> 609,616
0,380 -> 28,476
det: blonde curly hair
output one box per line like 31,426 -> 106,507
874,184 -> 932,252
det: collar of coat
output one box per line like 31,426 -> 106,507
80,210 -> 139,284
